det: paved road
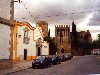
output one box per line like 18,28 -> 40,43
8,55 -> 100,75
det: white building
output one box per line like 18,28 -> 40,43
0,0 -> 11,20
0,17 -> 13,69
13,21 -> 49,62
34,26 -> 49,56
13,22 -> 36,62
42,41 -> 49,55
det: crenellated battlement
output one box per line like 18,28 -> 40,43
55,25 -> 69,28
55,24 -> 71,54
36,21 -> 48,25
36,21 -> 48,37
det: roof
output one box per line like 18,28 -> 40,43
15,21 -> 35,30
0,17 -> 13,26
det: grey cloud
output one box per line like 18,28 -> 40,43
1,0 -> 100,39
88,12 -> 100,26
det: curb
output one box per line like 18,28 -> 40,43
3,67 -> 31,75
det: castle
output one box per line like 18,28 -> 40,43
36,21 -> 48,37
55,25 -> 71,54
71,20 -> 92,55
55,21 -> 92,55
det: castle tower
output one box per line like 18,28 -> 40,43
55,25 -> 71,54
36,21 -> 48,37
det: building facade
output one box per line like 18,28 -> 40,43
13,21 -> 49,62
34,26 -> 49,56
78,30 -> 92,55
0,0 -> 11,20
13,21 -> 36,62
0,17 -> 13,69
78,30 -> 92,43
71,21 -> 92,55
55,25 -> 71,54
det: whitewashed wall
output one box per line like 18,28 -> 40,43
34,26 -> 49,55
27,29 -> 36,56
34,27 -> 43,42
17,26 -> 36,60
0,0 -> 11,20
0,24 -> 11,59
41,42 -> 49,55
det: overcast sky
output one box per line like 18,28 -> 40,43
1,0 -> 100,40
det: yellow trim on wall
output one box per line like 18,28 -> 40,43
13,25 -> 18,62
27,56 -> 37,60
15,22 -> 34,30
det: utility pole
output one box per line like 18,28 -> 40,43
10,0 -> 14,24
10,0 -> 20,63
10,0 -> 20,24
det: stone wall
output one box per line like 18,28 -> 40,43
55,25 -> 71,54
36,21 -> 48,37
0,59 -> 13,69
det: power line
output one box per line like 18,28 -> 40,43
15,1 -> 100,22
20,1 -> 37,22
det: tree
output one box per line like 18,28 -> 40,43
92,40 -> 98,49
78,34 -> 92,55
49,37 -> 57,55
97,34 -> 100,48
92,34 -> 100,49
97,34 -> 100,40
44,36 -> 50,43
43,29 -> 57,55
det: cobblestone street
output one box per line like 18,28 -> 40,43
7,55 -> 100,75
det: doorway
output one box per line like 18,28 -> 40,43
24,49 -> 27,60
38,47 -> 41,56
61,48 -> 64,53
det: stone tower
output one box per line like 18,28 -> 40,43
36,21 -> 48,37
55,25 -> 71,54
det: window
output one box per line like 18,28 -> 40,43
18,35 -> 21,38
44,46 -> 47,48
23,28 -> 29,44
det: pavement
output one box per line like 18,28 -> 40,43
0,56 -> 92,75
0,60 -> 33,75
0,56 -> 82,75
4,55 -> 100,75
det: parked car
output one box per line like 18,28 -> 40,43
60,54 -> 66,62
46,55 -> 52,67
32,55 -> 52,69
62,53 -> 73,60
50,55 -> 61,65
67,53 -> 73,60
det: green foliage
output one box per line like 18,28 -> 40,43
43,36 -> 50,43
92,34 -> 100,49
92,40 -> 98,49
49,37 -> 57,55
78,36 -> 92,55
44,36 -> 57,55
